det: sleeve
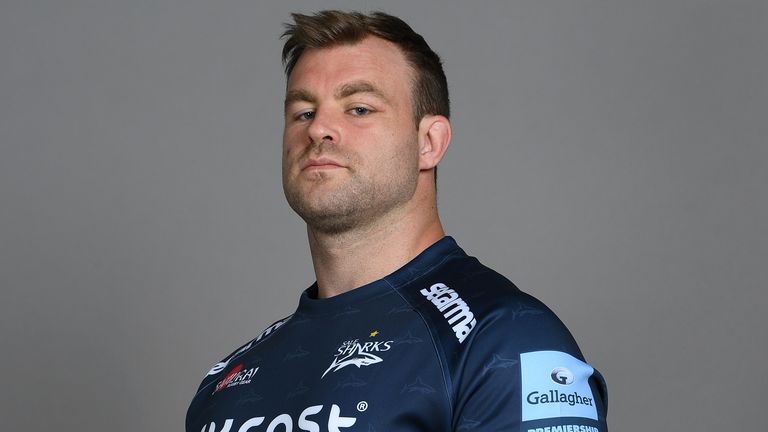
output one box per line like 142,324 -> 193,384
450,293 -> 608,432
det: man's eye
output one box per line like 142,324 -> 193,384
297,111 -> 315,121
350,107 -> 371,116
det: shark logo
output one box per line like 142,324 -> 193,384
386,304 -> 413,315
509,303 -> 543,320
322,337 -> 393,378
333,374 -> 368,391
283,346 -> 310,361
322,345 -> 383,378
235,388 -> 263,406
287,381 -> 309,398
482,354 -> 519,375
401,377 -> 436,395
457,417 -> 482,430
392,331 -> 423,346
333,306 -> 361,318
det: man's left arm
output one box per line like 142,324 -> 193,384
451,296 -> 608,432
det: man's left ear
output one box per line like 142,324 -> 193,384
417,115 -> 452,171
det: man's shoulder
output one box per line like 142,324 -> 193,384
399,250 -> 548,322
194,315 -> 292,387
397,253 -> 583,360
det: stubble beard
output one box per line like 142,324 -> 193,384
283,146 -> 420,235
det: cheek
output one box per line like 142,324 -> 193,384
391,128 -> 419,157
282,129 -> 303,157
376,133 -> 419,172
282,139 -> 300,175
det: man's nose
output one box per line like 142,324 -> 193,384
307,107 -> 340,145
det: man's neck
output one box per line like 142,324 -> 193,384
306,207 -> 445,299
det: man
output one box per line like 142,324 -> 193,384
187,10 -> 607,432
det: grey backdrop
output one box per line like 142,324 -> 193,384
2,1 -> 766,430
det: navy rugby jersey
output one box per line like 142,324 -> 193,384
186,237 -> 608,432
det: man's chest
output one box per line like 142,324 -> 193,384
188,310 -> 452,432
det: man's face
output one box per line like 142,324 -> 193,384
282,36 -> 421,234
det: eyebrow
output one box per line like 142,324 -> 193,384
335,81 -> 388,102
284,89 -> 316,109
284,81 -> 389,109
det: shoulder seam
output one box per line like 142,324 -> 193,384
384,278 -> 455,422
191,314 -> 292,397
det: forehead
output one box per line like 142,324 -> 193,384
286,36 -> 414,98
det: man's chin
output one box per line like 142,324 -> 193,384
301,212 -> 359,235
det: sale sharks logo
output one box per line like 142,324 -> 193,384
321,332 -> 394,378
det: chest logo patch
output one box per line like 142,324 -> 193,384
213,363 -> 259,394
322,335 -> 393,378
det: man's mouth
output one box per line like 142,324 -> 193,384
302,157 -> 345,171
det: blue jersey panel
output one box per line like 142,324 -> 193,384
186,237 -> 608,431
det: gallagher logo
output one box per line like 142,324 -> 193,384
214,363 -> 259,394
321,332 -> 393,378
550,367 -> 575,385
